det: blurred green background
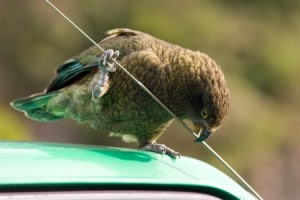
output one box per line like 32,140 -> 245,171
1,0 -> 300,199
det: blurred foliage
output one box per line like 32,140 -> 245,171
0,104 -> 32,140
1,0 -> 300,199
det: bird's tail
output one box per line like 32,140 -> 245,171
11,91 -> 64,122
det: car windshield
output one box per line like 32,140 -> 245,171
0,190 -> 222,200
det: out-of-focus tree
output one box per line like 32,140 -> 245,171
0,105 -> 32,140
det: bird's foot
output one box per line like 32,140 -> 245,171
90,49 -> 120,101
98,49 -> 119,72
141,143 -> 180,159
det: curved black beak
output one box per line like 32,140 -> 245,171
195,128 -> 211,142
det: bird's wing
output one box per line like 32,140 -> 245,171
46,28 -> 142,93
106,28 -> 140,36
101,28 -> 140,42
45,58 -> 98,93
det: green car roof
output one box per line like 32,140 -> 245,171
0,141 -> 256,199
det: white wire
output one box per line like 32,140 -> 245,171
44,1 -> 263,199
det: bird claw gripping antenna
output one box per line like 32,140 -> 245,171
89,49 -> 119,102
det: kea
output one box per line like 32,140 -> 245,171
11,28 -> 230,158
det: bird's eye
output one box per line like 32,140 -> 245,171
201,109 -> 208,119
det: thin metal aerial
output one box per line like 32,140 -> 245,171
44,1 -> 263,199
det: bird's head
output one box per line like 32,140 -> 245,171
180,53 -> 230,142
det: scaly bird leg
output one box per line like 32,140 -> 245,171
90,49 -> 119,102
141,143 -> 180,159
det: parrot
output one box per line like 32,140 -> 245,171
11,28 -> 230,158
